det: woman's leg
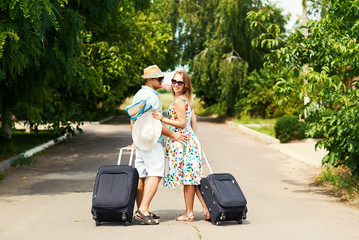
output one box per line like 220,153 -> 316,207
195,186 -> 210,220
176,185 -> 195,221
183,185 -> 195,216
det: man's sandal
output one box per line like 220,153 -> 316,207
149,212 -> 160,220
135,210 -> 159,225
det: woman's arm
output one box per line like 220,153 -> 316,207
153,98 -> 187,129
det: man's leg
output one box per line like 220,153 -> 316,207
138,176 -> 162,216
136,178 -> 145,209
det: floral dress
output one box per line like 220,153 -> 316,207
163,98 -> 203,189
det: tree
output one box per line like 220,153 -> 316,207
0,0 -> 68,138
177,0 -> 287,115
0,0 -> 172,138
248,0 -> 359,173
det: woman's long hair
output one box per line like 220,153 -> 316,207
172,70 -> 193,105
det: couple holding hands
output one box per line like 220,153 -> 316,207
128,65 -> 209,225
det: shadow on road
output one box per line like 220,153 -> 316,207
0,116 -> 133,197
102,114 -> 131,125
197,116 -> 226,123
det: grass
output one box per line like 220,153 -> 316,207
234,116 -> 277,138
235,117 -> 277,125
316,164 -> 359,206
0,130 -> 57,161
247,125 -> 276,138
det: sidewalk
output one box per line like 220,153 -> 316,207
226,121 -> 327,168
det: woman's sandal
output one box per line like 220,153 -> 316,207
135,210 -> 159,225
175,214 -> 195,222
203,211 -> 211,221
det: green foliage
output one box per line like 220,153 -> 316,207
317,164 -> 359,204
235,68 -> 302,119
11,155 -> 36,167
0,0 -> 172,138
173,0 -> 288,116
248,0 -> 359,173
0,171 -> 5,181
274,115 -> 306,143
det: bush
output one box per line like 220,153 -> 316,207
11,156 -> 36,167
274,115 -> 306,143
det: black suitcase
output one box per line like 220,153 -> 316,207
91,147 -> 138,226
199,151 -> 248,226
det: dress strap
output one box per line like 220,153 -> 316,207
179,97 -> 191,113
180,97 -> 188,104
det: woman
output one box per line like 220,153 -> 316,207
153,70 -> 210,221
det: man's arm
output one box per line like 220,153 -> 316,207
128,120 -> 135,150
161,125 -> 188,143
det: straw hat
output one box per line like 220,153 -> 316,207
132,111 -> 162,150
126,100 -> 152,120
142,65 -> 165,79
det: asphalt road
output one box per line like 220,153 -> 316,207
1,115 -> 359,240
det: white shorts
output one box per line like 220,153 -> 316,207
135,142 -> 165,178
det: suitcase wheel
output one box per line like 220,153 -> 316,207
95,220 -> 101,226
215,221 -> 222,226
236,219 -> 243,224
124,221 -> 130,226
121,213 -> 127,222
242,206 -> 248,220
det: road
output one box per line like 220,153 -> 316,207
0,116 -> 359,240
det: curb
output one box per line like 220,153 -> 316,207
226,120 -> 326,167
226,121 -> 280,144
0,115 -> 114,173
0,133 -> 71,172
83,115 -> 115,125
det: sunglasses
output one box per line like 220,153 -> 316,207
171,79 -> 185,86
155,77 -> 164,82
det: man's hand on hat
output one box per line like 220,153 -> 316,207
172,130 -> 188,144
152,111 -> 164,122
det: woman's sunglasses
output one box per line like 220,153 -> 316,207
171,79 -> 185,86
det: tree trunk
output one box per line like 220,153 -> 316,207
1,105 -> 12,139
302,0 -> 310,119
302,0 -> 308,37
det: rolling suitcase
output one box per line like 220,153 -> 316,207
91,147 -> 139,226
199,150 -> 248,226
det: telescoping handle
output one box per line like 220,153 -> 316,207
201,150 -> 213,174
117,147 -> 135,166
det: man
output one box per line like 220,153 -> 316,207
130,65 -> 186,225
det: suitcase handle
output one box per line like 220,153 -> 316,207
201,150 -> 213,174
117,147 -> 135,166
